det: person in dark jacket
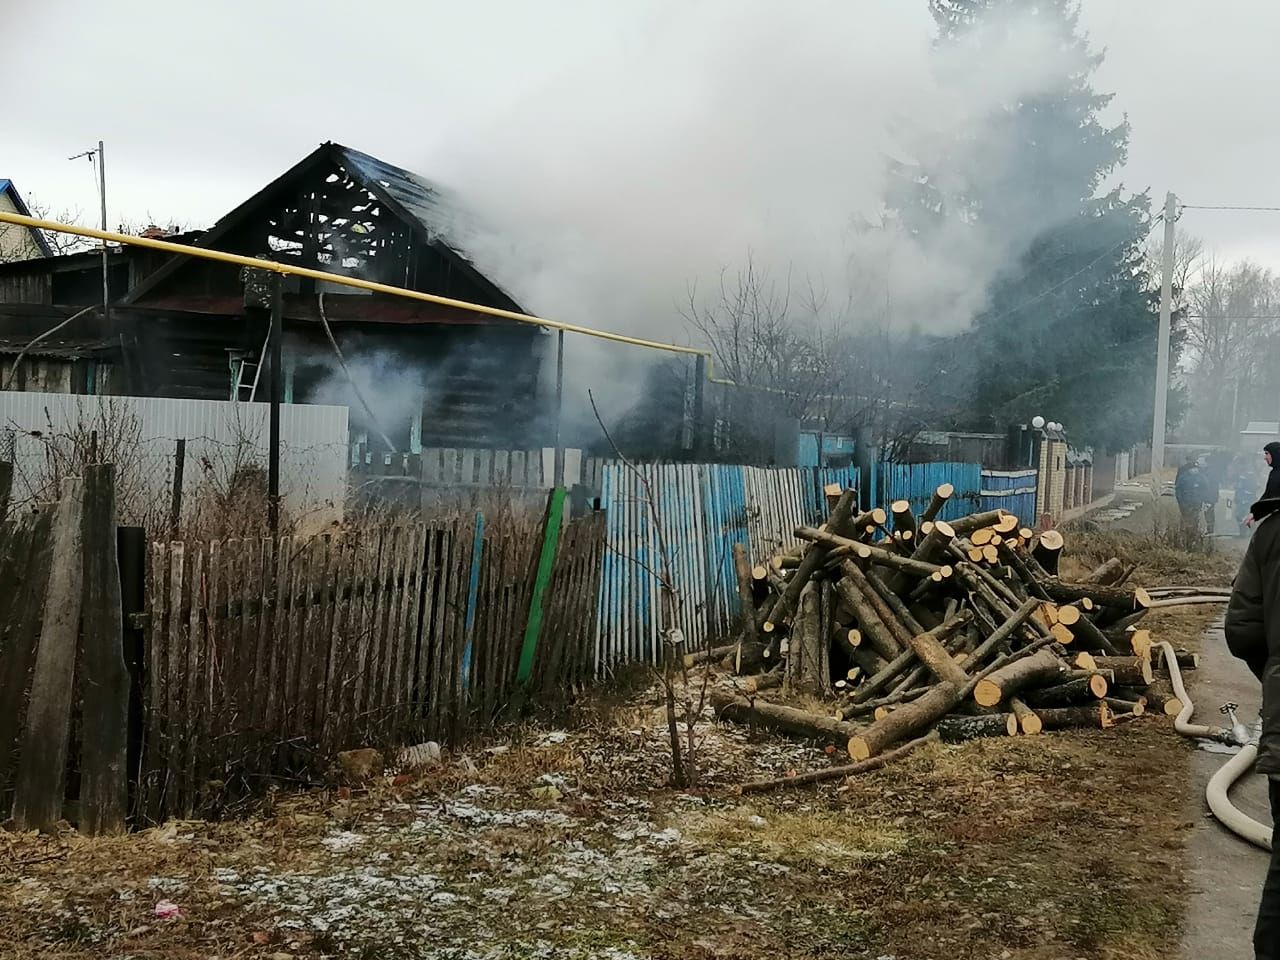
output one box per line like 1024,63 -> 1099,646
1244,442 -> 1280,528
1175,457 -> 1207,537
1224,490 -> 1280,955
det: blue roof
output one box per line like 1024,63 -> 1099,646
0,178 -> 53,256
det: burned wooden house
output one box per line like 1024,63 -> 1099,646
0,142 -> 548,449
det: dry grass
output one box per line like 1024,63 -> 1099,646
0,525 -> 1227,960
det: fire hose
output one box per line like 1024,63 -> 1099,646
1157,640 -> 1273,851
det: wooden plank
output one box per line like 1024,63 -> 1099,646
303,534 -> 332,736
141,538 -> 168,822
372,527 -> 401,728
516,489 -> 567,686
233,538 -> 256,763
79,464 -> 129,836
265,536 -> 292,739
511,451 -> 527,488
182,543 -> 206,818
319,533 -> 347,748
338,530 -> 368,748
391,525 -> 420,736
478,531 -> 502,721
165,541 -> 187,819
207,539 -> 223,768
0,518 -> 46,808
251,538 -> 272,737
283,537 -> 309,735
12,477 -> 85,831
362,528 -> 391,738
427,523 -> 454,740
0,461 -> 11,521
448,517 -> 472,739
413,524 -> 439,739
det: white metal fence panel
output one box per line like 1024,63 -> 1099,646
0,392 -> 348,530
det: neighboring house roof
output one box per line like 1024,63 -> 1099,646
0,179 -> 54,257
123,141 -> 524,315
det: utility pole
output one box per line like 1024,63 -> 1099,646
69,142 -> 110,332
97,141 -> 108,332
1151,191 -> 1176,486
553,328 -> 565,488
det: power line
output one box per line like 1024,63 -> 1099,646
1181,204 -> 1280,212
975,228 -> 1142,327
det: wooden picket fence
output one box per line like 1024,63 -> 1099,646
138,508 -> 605,821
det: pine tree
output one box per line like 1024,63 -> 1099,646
898,0 -> 1165,452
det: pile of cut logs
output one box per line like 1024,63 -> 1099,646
705,484 -> 1196,776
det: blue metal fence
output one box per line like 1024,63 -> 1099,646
878,461 -> 983,523
595,463 -> 858,671
979,469 -> 1039,525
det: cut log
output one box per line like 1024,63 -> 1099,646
1049,622 -> 1075,646
685,643 -> 738,668
1154,647 -> 1200,672
1084,557 -> 1126,585
1072,651 -> 1098,672
839,561 -> 912,650
1038,578 -> 1152,612
1032,529 -> 1064,575
735,641 -> 771,675
739,731 -> 939,794
949,510 -> 1008,537
763,490 -> 857,630
902,618 -> 971,688
851,645 -> 890,678
1143,679 -> 1185,716
1021,675 -> 1109,708
1066,610 -> 1130,656
864,568 -> 927,635
1036,703 -> 1114,730
1009,698 -> 1042,735
1105,697 -> 1146,717
921,484 -> 954,524
787,582 -> 825,695
1092,655 -> 1154,686
848,681 -> 962,760
959,597 -> 1042,668
833,572 -> 902,660
936,713 -> 1018,743
971,527 -> 995,546
712,690 -> 860,745
994,514 -> 1020,535
891,499 -> 917,536
732,543 -> 761,667
849,611 -> 970,706
1128,629 -> 1153,658
973,648 -> 1067,707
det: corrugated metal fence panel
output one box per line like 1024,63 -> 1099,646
878,461 -> 982,523
594,463 -> 862,671
0,391 -> 348,528
979,469 -> 1038,525
702,463 -> 749,636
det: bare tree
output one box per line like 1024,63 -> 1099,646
0,197 -> 96,263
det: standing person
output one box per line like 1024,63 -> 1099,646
1224,484 -> 1280,956
1175,456 -> 1205,538
1243,442 -> 1280,528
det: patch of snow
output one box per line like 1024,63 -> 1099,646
319,830 -> 365,851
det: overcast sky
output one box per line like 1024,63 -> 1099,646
5,1 -> 1280,325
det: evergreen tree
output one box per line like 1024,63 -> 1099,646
895,0 -> 1168,452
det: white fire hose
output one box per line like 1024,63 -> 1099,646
1157,640 -> 1273,851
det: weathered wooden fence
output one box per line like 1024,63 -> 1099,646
138,507 -> 604,820
595,463 -> 858,670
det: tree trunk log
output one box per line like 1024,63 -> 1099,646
1036,703 -> 1114,730
787,583 -> 825,695
1154,647 -> 1200,672
1142,679 -> 1184,716
936,713 -> 1018,742
839,560 -> 913,649
1020,675 -> 1109,708
1037,578 -> 1152,612
764,490 -> 857,630
1091,655 -> 1155,686
1032,529 -> 1064,576
834,573 -> 902,660
921,484 -> 954,524
891,499 -> 918,536
848,681 -> 962,760
1104,697 -> 1146,717
738,731 -> 939,793
733,543 -> 761,670
1084,557 -> 1126,585
712,690 -> 860,745
948,510 -> 1009,537
865,568 -> 927,635
685,643 -> 738,668
1009,697 -> 1042,734
973,648 -> 1067,708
